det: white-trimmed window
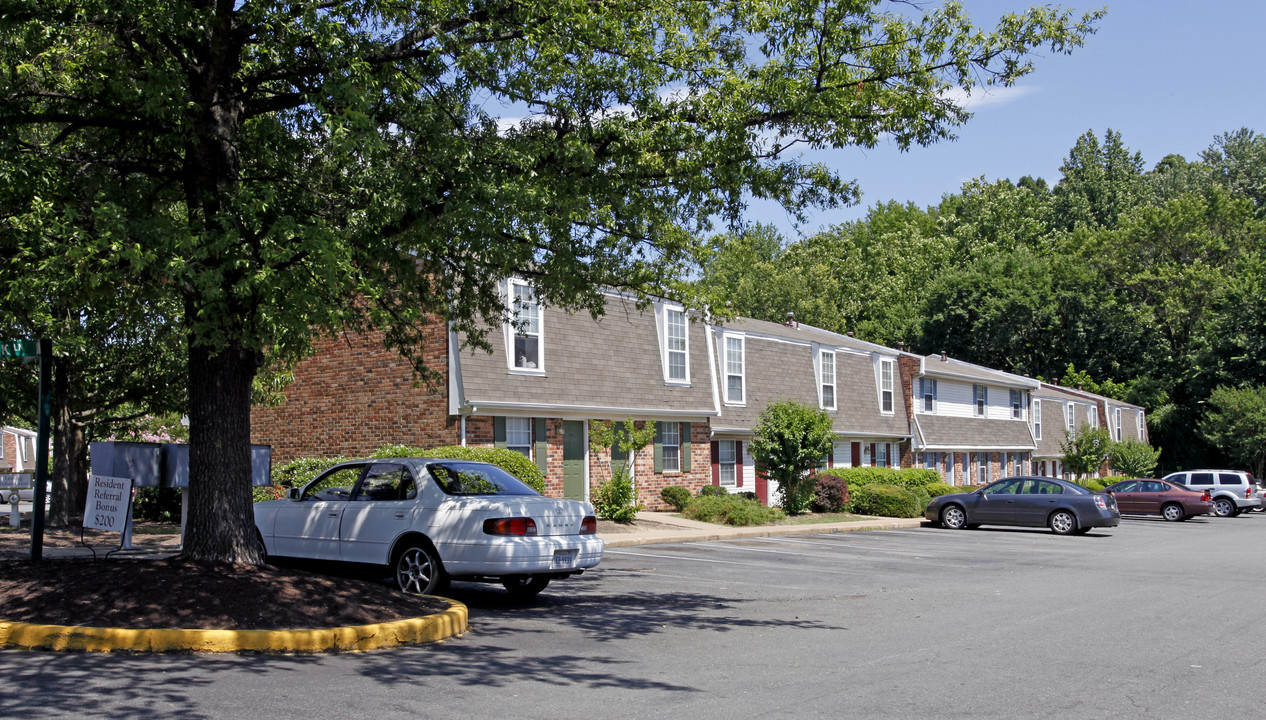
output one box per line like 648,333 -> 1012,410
974,385 -> 987,417
0,435 -> 6,460
1010,389 -> 1024,419
920,377 -> 937,413
1065,402 -> 1075,432
19,436 -> 31,463
880,359 -> 894,414
820,351 -> 836,410
1136,410 -> 1145,438
718,440 -> 737,487
973,452 -> 989,484
725,335 -> 745,404
1114,408 -> 1122,441
505,417 -> 533,459
1088,405 -> 1098,428
509,280 -> 542,371
664,307 -> 688,383
659,422 -> 681,473
1032,399 -> 1042,440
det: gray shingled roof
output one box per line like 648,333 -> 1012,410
455,293 -> 717,418
913,414 -> 1035,450
711,318 -> 909,438
922,354 -> 1039,389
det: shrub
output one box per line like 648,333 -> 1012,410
738,491 -> 758,501
924,482 -> 960,498
850,483 -> 924,518
252,485 -> 286,503
133,487 -> 182,522
660,485 -> 693,511
592,467 -> 645,523
373,444 -> 547,494
698,484 -> 729,497
273,456 -> 354,489
682,494 -> 785,526
1083,479 -> 1109,492
817,466 -> 939,494
812,473 -> 850,512
272,444 -> 549,496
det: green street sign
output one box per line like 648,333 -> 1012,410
0,339 -> 37,359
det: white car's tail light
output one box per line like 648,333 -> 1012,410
580,516 -> 597,534
484,518 -> 538,536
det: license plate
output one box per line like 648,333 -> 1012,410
552,549 -> 578,569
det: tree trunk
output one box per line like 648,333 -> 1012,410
48,355 -> 88,528
181,339 -> 262,564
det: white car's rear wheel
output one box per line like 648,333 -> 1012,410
395,544 -> 449,595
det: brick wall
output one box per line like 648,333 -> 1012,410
896,354 -> 921,425
251,324 -> 456,463
0,432 -> 13,472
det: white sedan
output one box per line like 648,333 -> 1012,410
253,458 -> 604,598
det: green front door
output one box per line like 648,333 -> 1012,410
562,420 -> 586,500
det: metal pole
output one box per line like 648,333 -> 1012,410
30,338 -> 51,564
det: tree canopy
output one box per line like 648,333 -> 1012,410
1,0 -> 1102,561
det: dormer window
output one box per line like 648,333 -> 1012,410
664,306 -> 688,383
1065,403 -> 1075,432
820,351 -> 836,410
508,280 -> 542,372
1088,406 -> 1098,428
724,335 -> 745,404
879,359 -> 894,414
1114,407 -> 1122,440
1136,410 -> 1145,438
1010,389 -> 1024,419
974,385 -> 987,417
1032,399 -> 1043,439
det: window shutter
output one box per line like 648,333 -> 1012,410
534,418 -> 548,475
493,417 -> 507,449
681,422 -> 691,473
710,441 -> 720,485
735,441 -> 743,487
653,423 -> 664,474
851,442 -> 861,467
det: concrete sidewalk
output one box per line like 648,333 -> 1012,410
599,511 -> 925,547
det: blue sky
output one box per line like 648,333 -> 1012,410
746,0 -> 1266,238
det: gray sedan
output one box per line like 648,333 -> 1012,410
925,476 -> 1120,535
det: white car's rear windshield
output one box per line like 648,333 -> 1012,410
427,462 -> 541,496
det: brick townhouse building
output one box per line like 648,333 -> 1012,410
252,280 -> 1150,507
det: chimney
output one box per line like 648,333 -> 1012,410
1077,383 -> 1083,391
897,341 -> 905,351
940,351 -> 947,361
786,311 -> 796,328
1053,378 -> 1059,386
847,331 -> 854,337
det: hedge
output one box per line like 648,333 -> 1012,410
682,494 -> 786,526
850,483 -> 925,518
268,444 -> 548,499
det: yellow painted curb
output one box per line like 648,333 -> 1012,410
0,599 -> 468,653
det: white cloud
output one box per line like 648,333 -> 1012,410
942,84 -> 1037,110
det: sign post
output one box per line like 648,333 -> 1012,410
1,338 -> 51,563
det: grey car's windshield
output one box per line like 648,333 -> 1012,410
427,462 -> 540,496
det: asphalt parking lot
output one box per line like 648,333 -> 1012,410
3,512 -> 1263,719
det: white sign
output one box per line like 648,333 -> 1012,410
85,474 -> 133,532
0,473 -> 32,490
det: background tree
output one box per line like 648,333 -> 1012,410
1,1 -> 1100,563
749,400 -> 834,514
1198,386 -> 1266,480
1059,425 -> 1112,482
1107,440 -> 1161,478
1052,128 -> 1145,231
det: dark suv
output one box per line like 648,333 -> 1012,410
1162,470 -> 1262,517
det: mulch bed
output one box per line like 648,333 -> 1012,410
0,556 -> 449,630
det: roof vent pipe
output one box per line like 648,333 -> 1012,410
940,351 -> 947,361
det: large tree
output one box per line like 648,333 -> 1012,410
0,0 -> 1101,563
